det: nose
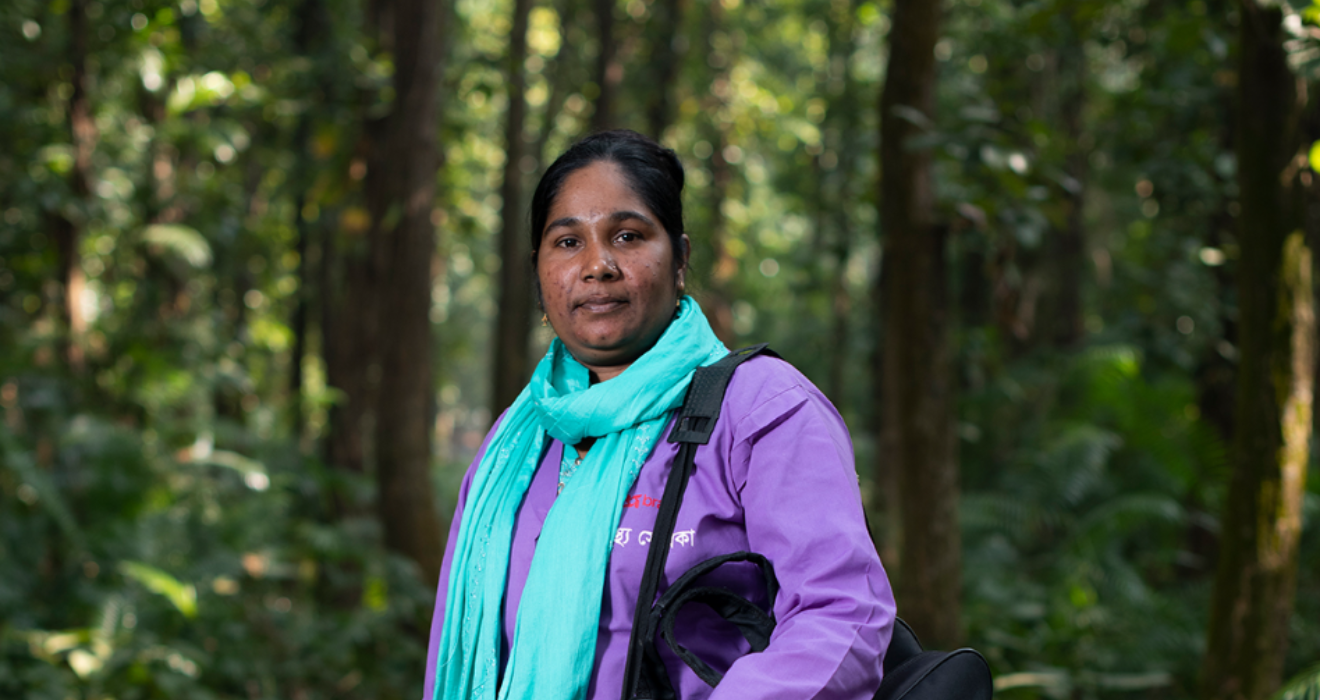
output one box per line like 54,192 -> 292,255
582,240 -> 619,281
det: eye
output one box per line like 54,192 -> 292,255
554,235 -> 580,248
616,230 -> 640,243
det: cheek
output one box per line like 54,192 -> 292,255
643,269 -> 674,305
542,269 -> 577,310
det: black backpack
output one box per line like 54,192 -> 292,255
621,344 -> 994,700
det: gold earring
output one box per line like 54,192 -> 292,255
541,314 -> 548,326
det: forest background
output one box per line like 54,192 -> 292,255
3,0 -> 1320,698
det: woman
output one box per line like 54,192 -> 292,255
424,130 -> 895,700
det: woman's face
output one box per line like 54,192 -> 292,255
537,160 -> 687,382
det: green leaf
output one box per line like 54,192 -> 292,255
142,224 -> 212,268
364,574 -> 389,612
3,432 -> 83,547
1273,663 -> 1320,700
189,449 -> 271,491
119,562 -> 198,618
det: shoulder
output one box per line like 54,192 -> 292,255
707,351 -> 856,495
718,352 -> 845,445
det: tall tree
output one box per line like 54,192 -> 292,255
644,0 -> 683,140
875,0 -> 961,649
1201,4 -> 1313,699
363,0 -> 448,584
50,0 -> 95,373
531,0 -> 579,165
1043,8 -> 1088,348
323,214 -> 375,479
288,0 -> 330,442
492,0 -> 535,416
591,0 -> 620,131
822,0 -> 862,405
696,0 -> 737,347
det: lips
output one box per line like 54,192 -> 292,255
575,295 -> 628,314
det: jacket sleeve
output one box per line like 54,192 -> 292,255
709,381 -> 896,700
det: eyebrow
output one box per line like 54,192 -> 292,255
544,210 -> 657,233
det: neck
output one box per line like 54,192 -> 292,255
587,364 -> 629,384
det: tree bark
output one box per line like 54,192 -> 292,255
289,0 -> 328,442
52,0 -> 95,374
591,0 -> 620,131
532,0 -> 577,168
359,0 -> 448,584
492,0 -> 535,417
323,239 -> 374,480
330,0 -> 448,581
1201,5 -> 1312,700
875,0 -> 961,649
1046,22 -> 1087,348
644,0 -> 683,141
696,0 -> 736,347
823,0 -> 861,408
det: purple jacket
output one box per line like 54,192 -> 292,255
424,355 -> 896,700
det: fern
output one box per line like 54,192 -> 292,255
961,344 -> 1230,691
1274,663 -> 1320,700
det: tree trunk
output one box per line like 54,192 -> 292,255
823,0 -> 861,408
591,0 -> 619,131
696,0 -> 736,347
323,240 -> 374,480
362,0 -> 448,585
492,0 -> 535,417
1201,5 -> 1312,700
290,186 -> 311,440
1046,24 -> 1087,348
52,0 -> 95,374
289,0 -> 328,442
875,0 -> 961,649
532,0 -> 577,168
323,8 -> 387,486
644,0 -> 683,141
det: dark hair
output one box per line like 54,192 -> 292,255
529,129 -> 687,271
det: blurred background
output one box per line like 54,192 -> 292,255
3,0 -> 1320,697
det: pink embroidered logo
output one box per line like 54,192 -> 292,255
624,494 -> 661,509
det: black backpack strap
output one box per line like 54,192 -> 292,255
666,343 -> 778,445
621,344 -> 777,700
620,345 -> 994,700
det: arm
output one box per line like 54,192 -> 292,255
711,381 -> 895,700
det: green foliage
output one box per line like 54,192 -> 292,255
2,0 -> 1319,696
0,405 -> 433,698
1274,663 -> 1320,700
119,562 -> 198,619
962,346 -> 1223,698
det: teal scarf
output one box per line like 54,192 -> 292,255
435,297 -> 726,700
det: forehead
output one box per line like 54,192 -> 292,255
548,161 -> 654,220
